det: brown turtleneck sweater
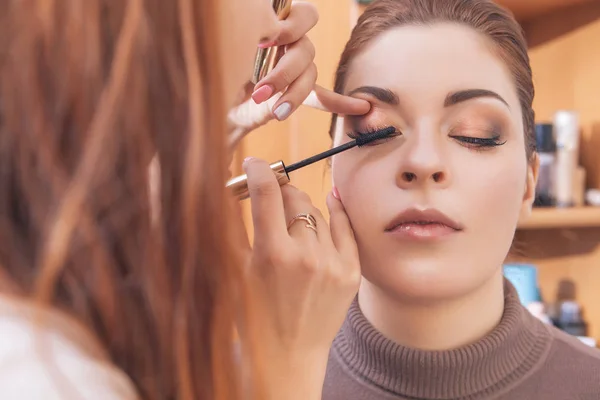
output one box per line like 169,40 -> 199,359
323,280 -> 600,400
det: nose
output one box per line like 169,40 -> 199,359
395,130 -> 451,190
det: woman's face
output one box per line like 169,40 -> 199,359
219,0 -> 279,107
331,24 -> 537,301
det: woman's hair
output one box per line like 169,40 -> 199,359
0,1 -> 249,399
330,0 -> 536,161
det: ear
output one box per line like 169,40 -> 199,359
518,153 -> 540,223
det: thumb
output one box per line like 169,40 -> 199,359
326,189 -> 359,258
303,85 -> 371,116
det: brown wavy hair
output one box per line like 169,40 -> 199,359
0,1 -> 249,399
330,0 -> 536,161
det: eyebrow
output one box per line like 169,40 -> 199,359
347,86 -> 509,109
347,86 -> 399,105
444,89 -> 509,109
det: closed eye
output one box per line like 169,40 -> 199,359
451,135 -> 506,149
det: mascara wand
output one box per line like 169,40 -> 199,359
227,126 -> 397,200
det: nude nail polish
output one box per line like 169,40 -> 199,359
273,102 -> 291,121
332,187 -> 341,200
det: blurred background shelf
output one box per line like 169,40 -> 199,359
496,0 -> 596,22
518,207 -> 600,230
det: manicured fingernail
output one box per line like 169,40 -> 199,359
332,186 -> 341,200
273,102 -> 292,121
243,157 -> 254,168
258,40 -> 277,48
251,85 -> 273,104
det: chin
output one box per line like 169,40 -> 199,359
361,257 -> 499,303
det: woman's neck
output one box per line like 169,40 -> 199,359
357,269 -> 505,351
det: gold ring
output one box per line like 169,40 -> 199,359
287,213 -> 318,234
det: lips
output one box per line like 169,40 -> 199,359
385,208 -> 463,239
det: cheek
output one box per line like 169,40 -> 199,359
332,155 -> 389,232
462,151 -> 527,231
332,149 -> 388,198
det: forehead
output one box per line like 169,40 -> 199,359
344,23 -> 519,108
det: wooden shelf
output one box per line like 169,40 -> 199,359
496,0 -> 594,22
518,207 -> 600,230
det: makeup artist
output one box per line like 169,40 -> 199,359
0,1 -> 368,400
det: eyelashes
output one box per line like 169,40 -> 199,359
450,135 -> 506,149
346,124 -> 506,150
346,126 -> 402,146
448,121 -> 506,149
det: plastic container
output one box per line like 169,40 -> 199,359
534,123 -> 556,207
503,263 -> 539,306
553,111 -> 580,207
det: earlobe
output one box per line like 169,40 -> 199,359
518,154 -> 540,222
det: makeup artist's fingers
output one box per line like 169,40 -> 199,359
253,36 -> 315,103
244,158 -> 288,240
303,85 -> 371,116
280,185 -> 321,243
326,190 -> 359,259
280,185 -> 335,251
271,63 -> 317,121
275,1 -> 319,45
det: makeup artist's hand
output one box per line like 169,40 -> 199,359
227,1 -> 370,149
242,158 -> 361,400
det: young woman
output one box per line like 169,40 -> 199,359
0,1 -> 368,399
324,0 -> 600,399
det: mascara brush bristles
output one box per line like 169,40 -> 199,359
355,126 -> 397,146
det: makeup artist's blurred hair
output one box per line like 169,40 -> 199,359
0,1 -> 252,399
330,0 -> 536,161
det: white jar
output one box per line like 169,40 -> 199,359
553,110 -> 580,207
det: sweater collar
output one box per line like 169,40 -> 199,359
332,279 -> 553,399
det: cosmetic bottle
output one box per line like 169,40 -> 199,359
573,166 -> 586,207
533,123 -> 556,207
526,287 -> 552,325
553,110 -> 580,208
558,300 -> 588,337
586,189 -> 600,206
251,0 -> 292,84
503,263 -> 539,306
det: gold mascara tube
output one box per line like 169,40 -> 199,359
227,161 -> 290,201
251,0 -> 293,84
